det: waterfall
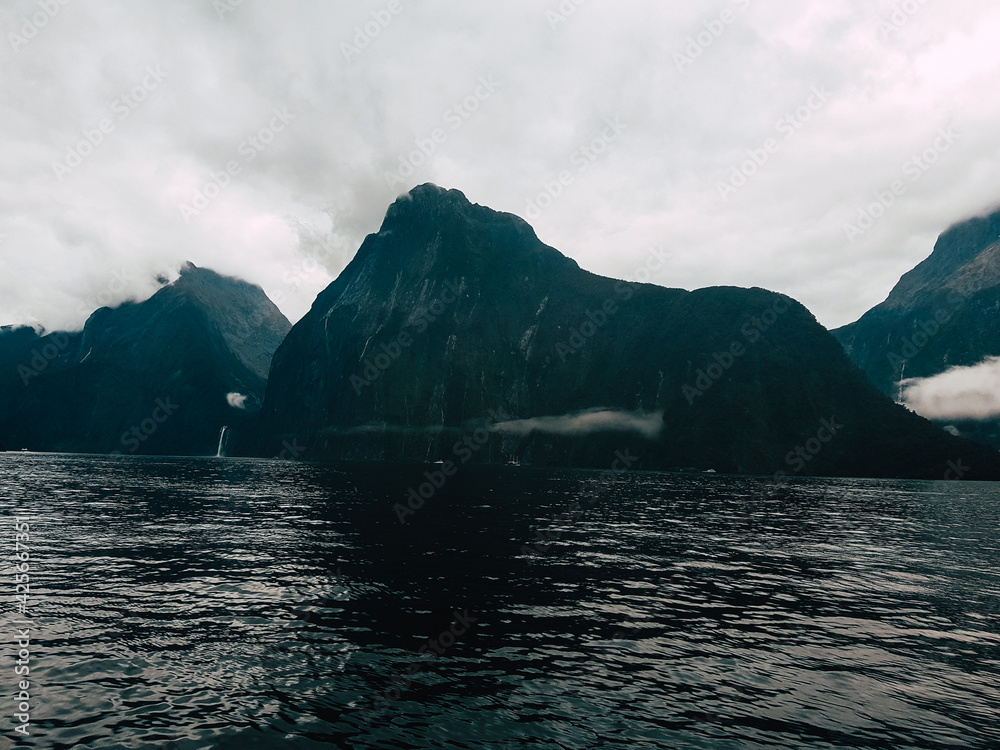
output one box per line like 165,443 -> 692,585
216,426 -> 228,458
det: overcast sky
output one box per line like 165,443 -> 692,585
3,0 -> 1000,332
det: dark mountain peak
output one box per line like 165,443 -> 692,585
314,185 -> 577,317
172,261 -> 248,293
377,184 -> 473,234
144,264 -> 291,380
378,183 -> 544,245
389,182 -> 469,210
832,202 -> 1000,404
377,184 -> 474,233
880,204 -> 1000,310
163,262 -> 279,312
0,262 -> 291,455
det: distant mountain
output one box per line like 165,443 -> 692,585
832,206 -> 1000,448
0,263 -> 290,455
248,184 -> 1000,479
833,206 -> 1000,393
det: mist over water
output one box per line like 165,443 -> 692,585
2,454 -> 1000,749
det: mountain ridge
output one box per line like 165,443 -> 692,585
832,203 -> 1000,449
0,263 -> 290,455
246,184 -> 1000,479
833,204 -> 1000,393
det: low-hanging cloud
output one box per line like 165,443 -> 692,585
898,356 -> 1000,420
315,408 -> 664,439
226,392 -> 248,409
492,408 -> 664,440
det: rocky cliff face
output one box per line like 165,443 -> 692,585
832,206 -> 1000,449
251,184 -> 1000,479
0,263 -> 290,455
833,206 -> 1000,396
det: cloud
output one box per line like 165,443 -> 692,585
314,408 -> 664,439
226,392 -> 248,409
492,408 -> 664,439
3,0 -> 1000,333
899,356 -> 1000,420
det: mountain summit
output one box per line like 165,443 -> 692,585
0,263 -> 290,455
250,184 -> 1000,479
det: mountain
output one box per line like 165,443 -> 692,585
248,184 -> 1000,479
0,263 -> 290,455
832,206 -> 1000,447
833,206 -> 1000,394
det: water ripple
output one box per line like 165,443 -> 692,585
1,455 -> 999,748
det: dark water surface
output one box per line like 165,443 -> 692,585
2,454 -> 999,749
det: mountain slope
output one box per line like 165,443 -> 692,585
250,184 -> 1000,479
0,263 -> 290,455
832,206 -> 1000,397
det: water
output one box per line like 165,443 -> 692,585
2,454 -> 999,749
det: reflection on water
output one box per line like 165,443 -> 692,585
2,454 -> 1000,749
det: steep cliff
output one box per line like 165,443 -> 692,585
0,263 -> 290,455
833,206 -> 1000,396
251,185 -> 1000,479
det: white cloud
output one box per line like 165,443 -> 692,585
899,356 -> 1000,420
2,0 -> 1000,333
492,409 -> 664,439
226,392 -> 248,409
